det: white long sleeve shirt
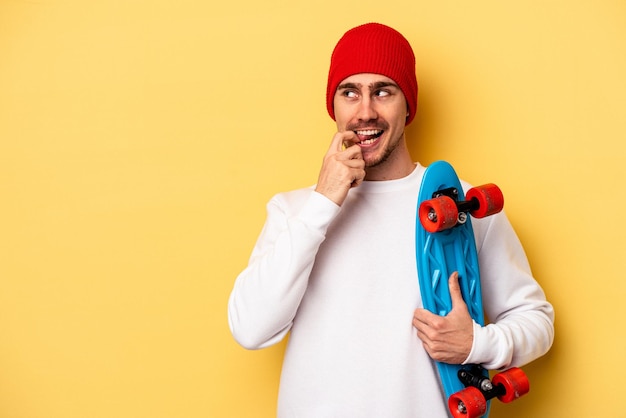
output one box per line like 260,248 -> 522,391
228,163 -> 554,417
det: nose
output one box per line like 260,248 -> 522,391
356,96 -> 378,121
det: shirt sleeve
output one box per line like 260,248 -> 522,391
227,190 -> 341,349
463,210 -> 555,370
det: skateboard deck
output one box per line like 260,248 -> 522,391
415,161 -> 528,418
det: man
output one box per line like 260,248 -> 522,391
228,22 -> 554,417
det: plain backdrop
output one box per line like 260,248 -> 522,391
1,0 -> 625,416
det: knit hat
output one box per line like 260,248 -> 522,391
326,23 -> 418,125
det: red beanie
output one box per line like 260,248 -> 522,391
326,23 -> 418,125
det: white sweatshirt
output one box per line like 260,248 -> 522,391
228,163 -> 554,418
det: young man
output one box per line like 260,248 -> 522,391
228,23 -> 554,417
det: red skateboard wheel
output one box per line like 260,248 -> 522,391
492,367 -> 530,403
466,184 -> 504,218
419,196 -> 459,233
448,386 -> 487,418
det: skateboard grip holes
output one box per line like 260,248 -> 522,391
419,196 -> 458,233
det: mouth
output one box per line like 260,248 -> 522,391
354,129 -> 384,145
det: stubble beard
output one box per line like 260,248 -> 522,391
364,131 -> 403,168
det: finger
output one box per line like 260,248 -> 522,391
351,176 -> 365,188
349,167 -> 366,188
343,157 -> 365,170
333,143 -> 363,165
329,131 -> 358,154
325,132 -> 348,155
340,131 -> 359,150
413,308 -> 434,328
448,272 -> 467,310
413,310 -> 438,349
412,314 -> 427,338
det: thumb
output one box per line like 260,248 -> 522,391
448,272 -> 467,310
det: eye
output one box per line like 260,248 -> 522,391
342,90 -> 359,98
374,89 -> 391,98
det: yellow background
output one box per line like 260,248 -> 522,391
1,0 -> 624,417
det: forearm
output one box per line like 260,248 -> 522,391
465,302 -> 554,369
465,211 -> 555,369
228,191 -> 340,349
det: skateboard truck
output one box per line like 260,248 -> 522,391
448,366 -> 530,418
429,187 -> 478,226
458,366 -> 504,402
420,184 -> 504,233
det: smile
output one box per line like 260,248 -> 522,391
355,129 -> 383,145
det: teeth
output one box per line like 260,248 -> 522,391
356,129 -> 381,136
354,129 -> 383,145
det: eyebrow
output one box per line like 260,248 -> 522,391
336,81 -> 400,91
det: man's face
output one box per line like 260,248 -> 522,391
333,73 -> 408,168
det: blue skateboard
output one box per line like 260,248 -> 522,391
415,161 -> 529,418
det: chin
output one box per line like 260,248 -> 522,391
363,148 -> 393,168
364,156 -> 386,169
